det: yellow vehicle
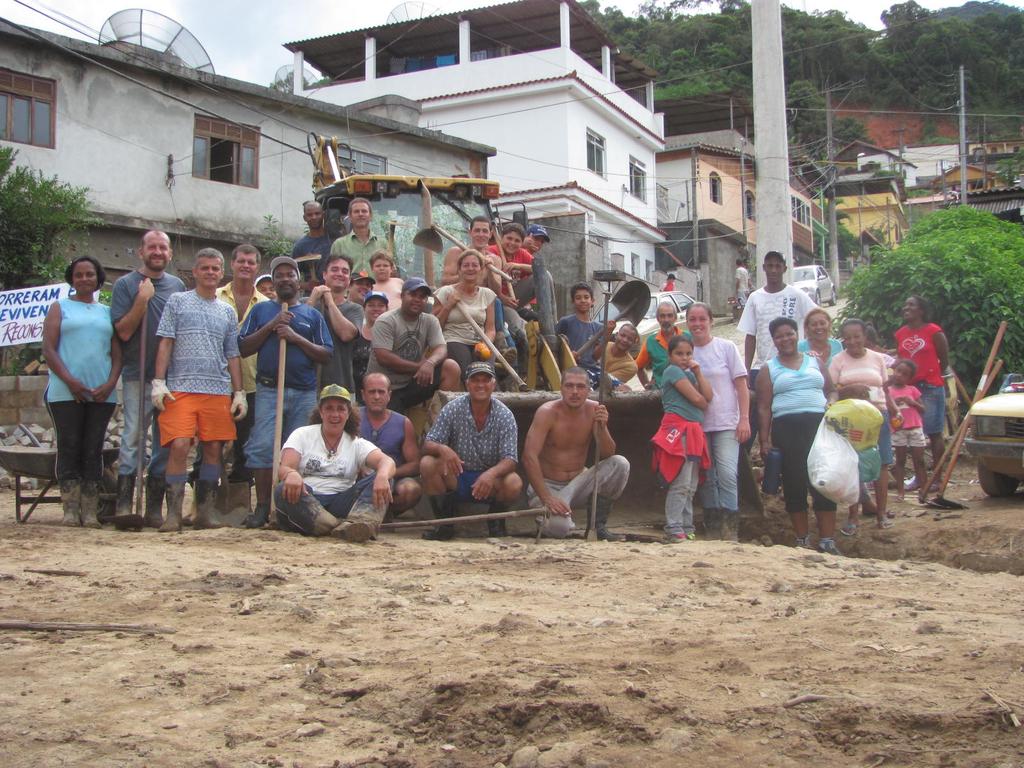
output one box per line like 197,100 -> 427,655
966,373 -> 1024,497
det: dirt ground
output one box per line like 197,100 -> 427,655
1,461 -> 1022,768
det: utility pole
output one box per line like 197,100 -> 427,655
959,64 -> 968,202
752,0 -> 793,285
825,88 -> 842,289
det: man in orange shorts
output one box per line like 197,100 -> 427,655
152,248 -> 247,532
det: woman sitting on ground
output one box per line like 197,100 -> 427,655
369,251 -> 405,308
274,384 -> 395,541
42,256 -> 122,528
432,249 -> 497,381
352,290 -> 390,399
756,317 -> 838,554
798,307 -> 842,366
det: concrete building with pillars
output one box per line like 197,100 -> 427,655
285,0 -> 666,288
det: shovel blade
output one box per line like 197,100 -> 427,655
413,226 -> 444,253
924,496 -> 967,510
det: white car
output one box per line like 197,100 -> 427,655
791,265 -> 836,306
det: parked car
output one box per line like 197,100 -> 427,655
791,264 -> 836,306
965,373 -> 1024,497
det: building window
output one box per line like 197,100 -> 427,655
0,69 -> 55,148
790,195 -> 810,225
338,145 -> 387,174
631,253 -> 640,276
192,115 -> 259,188
709,172 -> 722,204
744,190 -> 756,220
628,156 -> 647,201
586,129 -> 606,177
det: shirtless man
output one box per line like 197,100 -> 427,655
522,367 -> 630,540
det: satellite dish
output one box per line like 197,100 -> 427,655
99,8 -> 215,74
271,64 -> 318,92
386,1 -> 440,24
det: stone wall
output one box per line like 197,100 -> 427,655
0,376 -> 51,427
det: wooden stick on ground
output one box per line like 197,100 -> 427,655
23,569 -> 86,577
0,620 -> 176,634
380,506 -> 546,530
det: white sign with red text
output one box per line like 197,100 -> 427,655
0,283 -> 72,347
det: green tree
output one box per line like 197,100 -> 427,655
841,206 -> 1024,384
0,147 -> 96,289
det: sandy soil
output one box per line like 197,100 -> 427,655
1,468 -> 1023,768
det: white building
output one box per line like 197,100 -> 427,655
286,0 -> 666,282
0,20 -> 493,277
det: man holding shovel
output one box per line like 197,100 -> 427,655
238,256 -> 332,528
151,248 -> 246,532
110,230 -> 185,527
308,252 -> 363,392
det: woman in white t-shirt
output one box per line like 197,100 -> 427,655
274,384 -> 395,541
432,249 -> 497,382
686,302 -> 750,541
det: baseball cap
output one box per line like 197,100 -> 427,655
352,271 -> 376,284
255,273 -> 272,285
318,384 -> 352,403
464,361 -> 496,381
269,255 -> 300,276
364,290 -> 389,305
402,277 -> 432,294
526,224 -> 550,241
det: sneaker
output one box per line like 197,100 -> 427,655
818,538 -> 842,556
665,532 -> 695,543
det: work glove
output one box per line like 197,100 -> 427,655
151,379 -> 174,411
231,390 -> 248,421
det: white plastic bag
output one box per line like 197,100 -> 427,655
807,419 -> 860,506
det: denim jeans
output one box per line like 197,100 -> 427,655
665,459 -> 698,535
245,383 -> 317,469
700,430 -> 740,513
118,380 -> 169,478
273,473 -> 376,536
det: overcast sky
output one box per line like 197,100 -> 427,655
2,0 -> 1022,86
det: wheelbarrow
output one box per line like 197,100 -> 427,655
0,445 -> 119,523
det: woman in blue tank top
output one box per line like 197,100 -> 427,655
42,256 -> 122,528
755,316 -> 839,554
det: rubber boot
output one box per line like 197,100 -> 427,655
144,475 -> 166,529
422,492 -> 456,541
60,479 -> 81,527
703,507 -> 722,540
114,474 -> 135,521
332,499 -> 382,543
487,501 -> 508,537
720,510 -> 740,543
242,501 -> 270,529
595,496 -> 624,541
159,482 -> 185,533
79,480 -> 102,528
193,479 -> 222,530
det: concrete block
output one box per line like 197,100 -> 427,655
18,376 -> 49,391
0,409 -> 18,426
19,407 -> 52,427
0,376 -> 16,391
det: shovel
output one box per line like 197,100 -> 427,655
413,224 -> 515,283
113,310 -> 147,531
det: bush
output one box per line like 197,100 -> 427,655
841,206 -> 1024,386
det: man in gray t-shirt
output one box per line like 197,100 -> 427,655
109,230 -> 185,526
151,248 -> 246,532
366,277 -> 460,413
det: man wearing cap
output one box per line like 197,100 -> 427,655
151,247 -> 246,532
353,290 -> 389,397
292,201 -> 334,282
215,243 -> 267,484
238,255 -> 333,528
420,361 -> 522,540
366,277 -> 461,414
348,271 -> 375,306
329,197 -> 381,273
523,224 -> 549,257
274,383 -> 396,541
308,252 -> 363,392
523,366 -> 629,540
360,372 -> 422,517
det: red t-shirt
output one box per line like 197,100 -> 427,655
895,323 -> 944,386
